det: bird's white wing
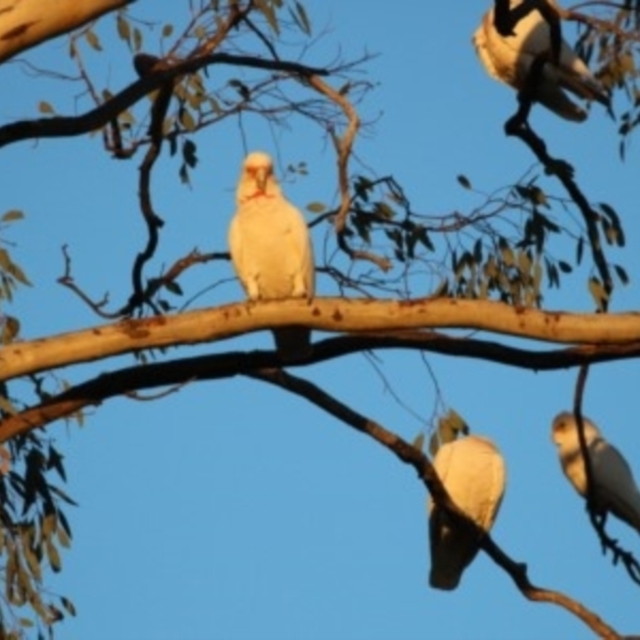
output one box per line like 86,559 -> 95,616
428,435 -> 506,590
591,439 -> 640,535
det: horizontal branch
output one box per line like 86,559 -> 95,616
3,331 -> 640,442
3,297 -> 640,382
0,53 -> 328,148
0,0 -> 134,64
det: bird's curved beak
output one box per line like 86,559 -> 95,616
255,167 -> 268,193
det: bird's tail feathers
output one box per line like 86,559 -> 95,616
535,82 -> 588,122
558,69 -> 610,108
273,327 -> 312,362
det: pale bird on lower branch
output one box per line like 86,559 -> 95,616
428,435 -> 506,590
228,151 -> 315,361
473,0 -> 609,122
551,411 -> 640,536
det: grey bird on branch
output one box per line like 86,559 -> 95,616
552,411 -> 640,536
228,151 -> 315,361
474,0 -> 609,122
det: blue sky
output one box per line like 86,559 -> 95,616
2,1 -> 640,639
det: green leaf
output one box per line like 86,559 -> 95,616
117,14 -> 131,44
23,542 -> 42,583
133,27 -> 143,52
412,433 -> 425,451
416,226 -> 434,252
57,524 -> 71,549
1,210 -> 24,223
38,101 -> 55,115
179,108 -> 196,132
256,0 -> 280,34
162,24 -> 174,38
306,202 -> 327,214
293,1 -> 311,34
588,277 -> 609,312
61,596 -> 76,617
530,185 -> 548,207
85,30 -> 102,51
228,79 -> 251,101
457,174 -> 472,189
164,281 -> 183,296
45,540 -> 61,573
614,264 -> 630,285
576,237 -> 584,265
0,395 -> 17,415
1,316 -> 20,344
182,139 -> 198,168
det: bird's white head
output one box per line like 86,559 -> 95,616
237,151 -> 280,203
551,411 -> 601,449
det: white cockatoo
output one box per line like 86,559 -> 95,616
473,0 -> 609,121
551,411 -> 640,536
228,151 -> 315,360
428,435 -> 506,590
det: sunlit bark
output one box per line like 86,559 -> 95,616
0,0 -> 133,64
2,297 -> 640,382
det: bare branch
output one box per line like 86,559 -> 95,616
0,54 -> 329,149
307,75 -> 360,233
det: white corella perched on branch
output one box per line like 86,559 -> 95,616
228,151 -> 315,361
428,435 -> 506,590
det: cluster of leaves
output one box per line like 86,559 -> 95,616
102,0 -> 316,171
574,3 -> 640,158
0,434 -> 76,639
0,211 -> 30,346
322,173 -> 628,309
0,213 -> 76,637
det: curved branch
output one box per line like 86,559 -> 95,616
4,297 -> 640,382
505,77 -> 613,302
120,76 -> 174,316
306,75 -> 360,233
5,331 -> 640,441
573,366 -> 640,586
0,54 -> 329,149
249,368 -> 621,639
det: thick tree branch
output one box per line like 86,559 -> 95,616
0,54 -> 328,149
248,368 -> 621,639
5,331 -> 640,445
3,298 -> 640,382
0,0 -> 134,64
